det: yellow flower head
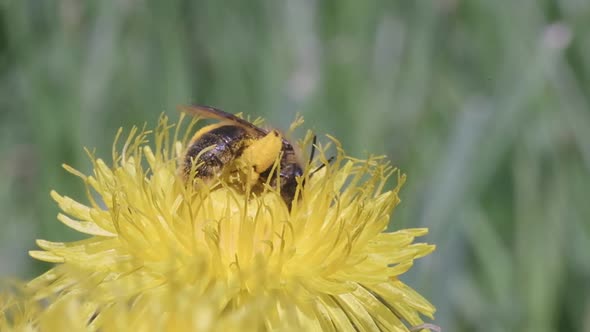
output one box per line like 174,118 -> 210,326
24,113 -> 436,331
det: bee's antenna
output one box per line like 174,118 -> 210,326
308,135 -> 317,164
307,135 -> 334,177
310,156 -> 335,177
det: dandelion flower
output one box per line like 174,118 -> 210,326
24,113 -> 436,331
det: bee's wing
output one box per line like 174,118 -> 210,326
179,105 -> 267,136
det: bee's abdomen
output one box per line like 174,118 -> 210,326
184,125 -> 250,178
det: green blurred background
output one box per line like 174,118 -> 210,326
1,1 -> 589,331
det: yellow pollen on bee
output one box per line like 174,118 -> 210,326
239,130 -> 283,174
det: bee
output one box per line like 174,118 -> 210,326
179,105 -> 304,207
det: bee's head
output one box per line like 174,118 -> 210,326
277,162 -> 303,209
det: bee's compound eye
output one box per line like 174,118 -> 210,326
294,166 -> 303,177
282,163 -> 303,180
